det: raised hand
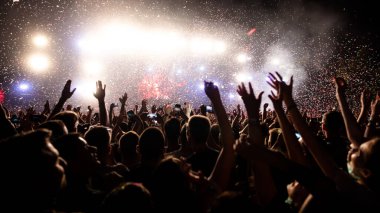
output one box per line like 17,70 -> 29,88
204,81 -> 221,102
370,91 -> 380,118
267,72 -> 294,105
151,104 -> 157,114
93,80 -> 106,101
119,92 -> 128,105
333,77 -> 347,94
61,80 -> 76,100
236,82 -> 263,119
87,105 -> 94,112
268,90 -> 283,111
360,89 -> 371,108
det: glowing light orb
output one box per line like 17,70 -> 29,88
19,83 -> 29,91
33,35 -> 48,48
27,54 -> 50,72
82,61 -> 103,75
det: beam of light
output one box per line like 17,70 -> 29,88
78,22 -> 226,57
33,35 -> 49,48
27,53 -> 50,72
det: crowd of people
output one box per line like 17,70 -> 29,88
0,71 -> 379,212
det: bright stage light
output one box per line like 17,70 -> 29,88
27,53 -> 49,72
33,35 -> 48,48
19,83 -> 29,91
235,72 -> 252,82
237,53 -> 251,63
82,61 -> 103,75
270,57 -> 281,66
78,23 -> 226,57
74,80 -> 97,101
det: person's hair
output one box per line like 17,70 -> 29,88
364,137 -> 380,192
119,131 -> 139,156
84,125 -> 111,156
209,191 -> 257,213
37,120 -> 68,141
180,124 -> 188,146
188,115 -> 211,144
139,127 -> 165,159
53,133 -> 83,161
164,117 -> 181,140
51,111 -> 78,132
210,124 -> 220,143
322,111 -> 345,134
100,182 -> 153,213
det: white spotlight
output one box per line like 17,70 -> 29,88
82,61 -> 103,75
33,35 -> 48,48
28,53 -> 49,72
270,57 -> 281,66
237,53 -> 251,63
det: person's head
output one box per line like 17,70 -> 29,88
51,111 -> 79,133
0,129 -> 66,211
84,125 -> 112,159
210,123 -> 221,146
180,124 -> 189,147
209,191 -> 257,213
100,182 -> 153,213
37,120 -> 68,142
138,127 -> 165,161
187,115 -> 211,146
321,111 -> 345,138
199,104 -> 207,115
164,117 -> 181,142
54,133 -> 100,179
119,131 -> 140,157
347,137 -> 380,192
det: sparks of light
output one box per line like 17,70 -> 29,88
33,35 -> 48,48
228,93 -> 235,99
27,53 -> 50,72
199,84 -> 205,90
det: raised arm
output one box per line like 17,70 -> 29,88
364,92 -> 380,138
273,72 -> 338,179
0,104 -> 17,140
93,80 -> 107,126
357,89 -> 371,127
48,80 -> 76,120
205,81 -> 235,191
236,82 -> 277,206
267,73 -> 309,167
334,77 -> 364,147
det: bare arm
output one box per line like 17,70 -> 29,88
48,80 -> 76,120
205,81 -> 235,191
334,77 -> 364,147
267,73 -> 309,167
237,82 -> 277,206
93,80 -> 107,126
